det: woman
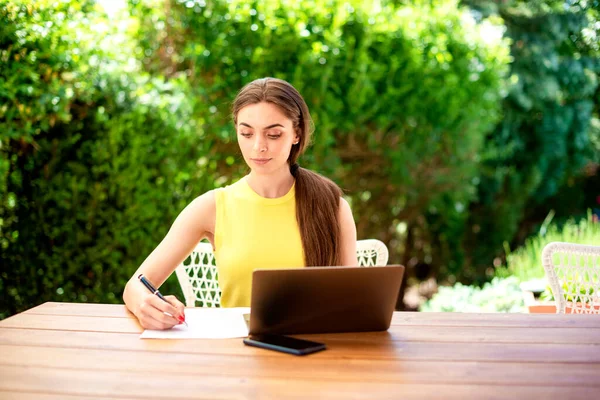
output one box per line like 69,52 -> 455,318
123,78 -> 357,330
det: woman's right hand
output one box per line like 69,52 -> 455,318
135,293 -> 186,330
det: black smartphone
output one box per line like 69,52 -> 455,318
243,334 -> 326,356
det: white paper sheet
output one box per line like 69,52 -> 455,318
140,307 -> 250,339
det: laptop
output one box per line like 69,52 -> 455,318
248,265 -> 405,335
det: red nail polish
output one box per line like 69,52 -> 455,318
178,316 -> 185,323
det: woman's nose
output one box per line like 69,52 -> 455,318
253,138 -> 267,152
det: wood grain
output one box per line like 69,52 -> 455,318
1,344 -> 599,387
391,310 -> 600,328
3,312 -> 600,344
1,365 -> 598,400
0,392 -> 117,400
2,302 -> 600,400
1,328 -> 599,363
24,302 -> 600,328
0,313 -> 141,333
23,302 -> 134,318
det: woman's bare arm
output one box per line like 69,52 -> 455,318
338,197 -> 358,266
123,191 -> 216,328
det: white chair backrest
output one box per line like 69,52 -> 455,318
175,239 -> 390,307
541,242 -> 600,314
356,238 -> 389,267
175,242 -> 220,308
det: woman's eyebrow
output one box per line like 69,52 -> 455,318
239,122 -> 285,130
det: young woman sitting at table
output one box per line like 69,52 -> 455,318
123,77 -> 358,330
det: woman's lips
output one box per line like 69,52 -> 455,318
251,158 -> 271,165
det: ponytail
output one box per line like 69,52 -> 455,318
292,164 -> 342,267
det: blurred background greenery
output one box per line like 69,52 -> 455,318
1,0 -> 599,318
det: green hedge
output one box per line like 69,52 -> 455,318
0,0 -> 213,318
2,0 -> 510,317
3,0 -> 596,317
458,0 -> 600,282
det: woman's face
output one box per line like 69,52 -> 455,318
236,102 -> 299,175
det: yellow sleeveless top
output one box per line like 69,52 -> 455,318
214,176 -> 305,307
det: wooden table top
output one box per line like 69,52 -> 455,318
1,302 -> 599,399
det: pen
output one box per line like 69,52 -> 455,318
138,274 -> 187,326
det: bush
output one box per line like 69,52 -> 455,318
457,0 -> 600,283
0,0 -> 213,318
420,276 -> 525,312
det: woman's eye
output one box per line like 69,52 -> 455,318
268,135 -> 281,139
240,132 -> 252,138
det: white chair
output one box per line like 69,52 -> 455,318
175,239 -> 390,307
356,238 -> 389,267
541,242 -> 600,314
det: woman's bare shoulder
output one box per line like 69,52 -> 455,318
174,190 -> 217,236
189,189 -> 217,209
339,196 -> 352,213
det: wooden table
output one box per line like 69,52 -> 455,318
1,302 -> 599,399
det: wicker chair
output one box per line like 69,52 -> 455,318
175,239 -> 390,307
541,242 -> 600,314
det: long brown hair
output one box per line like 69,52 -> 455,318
232,77 -> 343,267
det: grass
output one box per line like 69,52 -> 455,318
496,209 -> 600,283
